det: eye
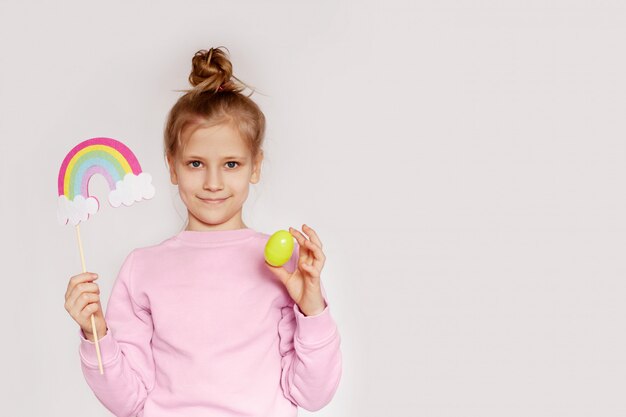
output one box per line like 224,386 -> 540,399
226,161 -> 239,169
189,160 -> 202,168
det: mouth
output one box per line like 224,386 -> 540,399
198,196 -> 229,204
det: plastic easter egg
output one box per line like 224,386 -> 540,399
264,230 -> 294,267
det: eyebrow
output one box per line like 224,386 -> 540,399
185,155 -> 246,160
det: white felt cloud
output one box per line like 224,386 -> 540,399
57,172 -> 155,226
108,172 -> 156,208
57,194 -> 99,226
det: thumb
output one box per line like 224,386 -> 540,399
265,261 -> 290,285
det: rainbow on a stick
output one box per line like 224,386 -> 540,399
57,137 -> 155,226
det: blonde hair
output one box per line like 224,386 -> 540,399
163,46 -> 266,164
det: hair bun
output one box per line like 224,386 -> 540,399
188,46 -> 234,94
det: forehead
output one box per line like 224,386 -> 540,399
181,123 -> 249,157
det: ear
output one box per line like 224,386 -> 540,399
167,155 -> 178,185
250,151 -> 263,184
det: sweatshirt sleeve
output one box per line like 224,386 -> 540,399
78,250 -> 156,417
277,242 -> 343,411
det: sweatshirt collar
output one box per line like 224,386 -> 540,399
174,227 -> 257,245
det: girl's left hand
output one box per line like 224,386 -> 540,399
265,224 -> 327,316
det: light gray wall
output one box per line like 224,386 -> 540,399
1,0 -> 624,416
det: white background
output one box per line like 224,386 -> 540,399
1,0 -> 625,416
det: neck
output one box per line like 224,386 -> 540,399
185,214 -> 247,232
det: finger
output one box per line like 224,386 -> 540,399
66,282 -> 100,312
71,291 -> 100,319
299,260 -> 319,276
301,239 -> 326,271
288,227 -> 307,245
79,299 -> 101,321
80,302 -> 100,319
302,224 -> 323,249
65,272 -> 98,300
68,281 -> 100,304
289,228 -> 322,270
289,227 -> 311,263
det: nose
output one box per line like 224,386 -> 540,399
203,165 -> 224,191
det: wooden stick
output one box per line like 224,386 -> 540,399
76,224 -> 104,375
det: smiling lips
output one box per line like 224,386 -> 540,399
199,196 -> 228,204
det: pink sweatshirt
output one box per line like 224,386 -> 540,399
78,228 -> 342,417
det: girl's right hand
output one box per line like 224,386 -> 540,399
64,272 -> 108,342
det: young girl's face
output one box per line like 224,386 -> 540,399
168,122 -> 262,231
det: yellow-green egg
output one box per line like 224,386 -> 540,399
264,230 -> 294,267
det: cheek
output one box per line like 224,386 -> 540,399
180,170 -> 200,184
177,174 -> 199,195
232,173 -> 252,190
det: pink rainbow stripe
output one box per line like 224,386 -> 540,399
57,137 -> 142,196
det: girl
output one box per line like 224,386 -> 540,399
63,46 -> 342,417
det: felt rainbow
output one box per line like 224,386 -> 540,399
58,137 -> 142,200
56,137 -> 154,226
